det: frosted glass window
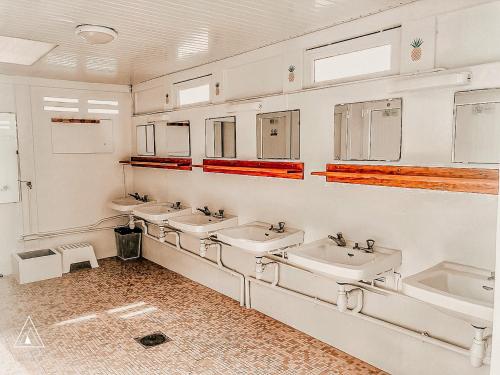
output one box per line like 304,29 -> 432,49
178,84 -> 210,106
0,113 -> 19,203
314,45 -> 392,83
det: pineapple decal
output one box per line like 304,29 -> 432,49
410,38 -> 423,61
288,65 -> 296,82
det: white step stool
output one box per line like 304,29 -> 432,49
56,243 -> 99,273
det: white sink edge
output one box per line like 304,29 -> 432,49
403,282 -> 493,323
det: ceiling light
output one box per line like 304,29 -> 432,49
75,25 -> 117,45
0,36 -> 56,65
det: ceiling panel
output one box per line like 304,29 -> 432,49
0,0 -> 418,84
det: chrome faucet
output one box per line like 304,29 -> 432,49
213,209 -> 224,219
354,239 -> 375,253
197,206 -> 211,216
328,232 -> 346,247
171,201 -> 181,210
129,192 -> 148,202
269,222 -> 285,233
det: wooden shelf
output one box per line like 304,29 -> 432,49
51,118 -> 100,124
200,159 -> 304,179
119,156 -> 192,171
312,164 -> 498,195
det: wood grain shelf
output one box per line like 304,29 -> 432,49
200,159 -> 304,179
119,156 -> 192,171
311,164 -> 499,195
51,118 -> 101,124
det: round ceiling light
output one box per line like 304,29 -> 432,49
75,25 -> 117,45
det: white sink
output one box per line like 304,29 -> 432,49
108,196 -> 149,213
286,238 -> 402,282
403,262 -> 494,327
132,202 -> 191,224
215,221 -> 304,256
168,213 -> 238,238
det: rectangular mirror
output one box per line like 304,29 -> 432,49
334,98 -> 402,161
0,113 -> 19,203
256,110 -> 300,160
136,123 -> 155,156
454,89 -> 500,164
155,121 -> 191,157
205,116 -> 236,158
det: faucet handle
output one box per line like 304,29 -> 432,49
172,201 -> 181,209
278,221 -> 285,229
217,209 -> 224,218
366,239 -> 375,249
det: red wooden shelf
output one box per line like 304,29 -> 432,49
200,159 -> 304,179
119,156 -> 192,171
51,118 -> 100,124
311,164 -> 499,195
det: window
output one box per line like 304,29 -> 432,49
174,75 -> 211,107
314,45 -> 392,83
43,96 -> 80,112
88,108 -> 119,114
87,98 -> 119,115
305,27 -> 400,86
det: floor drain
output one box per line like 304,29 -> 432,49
135,332 -> 171,348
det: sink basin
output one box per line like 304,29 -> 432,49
286,238 -> 402,282
168,213 -> 238,238
132,202 -> 191,224
215,221 -> 304,256
403,262 -> 494,327
108,196 -> 149,213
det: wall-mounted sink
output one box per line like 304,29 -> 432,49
168,213 -> 238,238
403,262 -> 494,327
215,221 -> 304,256
286,238 -> 402,283
133,202 -> 191,224
108,196 -> 149,213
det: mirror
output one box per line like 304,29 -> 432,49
136,123 -> 155,156
256,110 -> 300,160
334,98 -> 402,161
155,121 -> 191,157
205,116 -> 236,158
0,113 -> 19,203
453,89 -> 500,164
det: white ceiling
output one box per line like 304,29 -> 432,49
0,0 -> 418,85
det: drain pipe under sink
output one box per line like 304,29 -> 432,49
470,326 -> 488,367
337,283 -> 363,313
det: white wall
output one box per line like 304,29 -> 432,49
130,1 -> 500,374
0,76 -> 131,275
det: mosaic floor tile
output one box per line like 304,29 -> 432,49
0,258 -> 387,374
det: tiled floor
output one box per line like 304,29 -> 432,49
0,258 -> 387,375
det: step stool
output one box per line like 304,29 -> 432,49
56,243 -> 99,273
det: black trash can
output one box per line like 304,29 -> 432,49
114,226 -> 142,260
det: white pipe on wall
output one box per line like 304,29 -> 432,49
248,262 -> 491,367
21,215 -> 129,241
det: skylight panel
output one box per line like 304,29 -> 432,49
0,36 -> 56,65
